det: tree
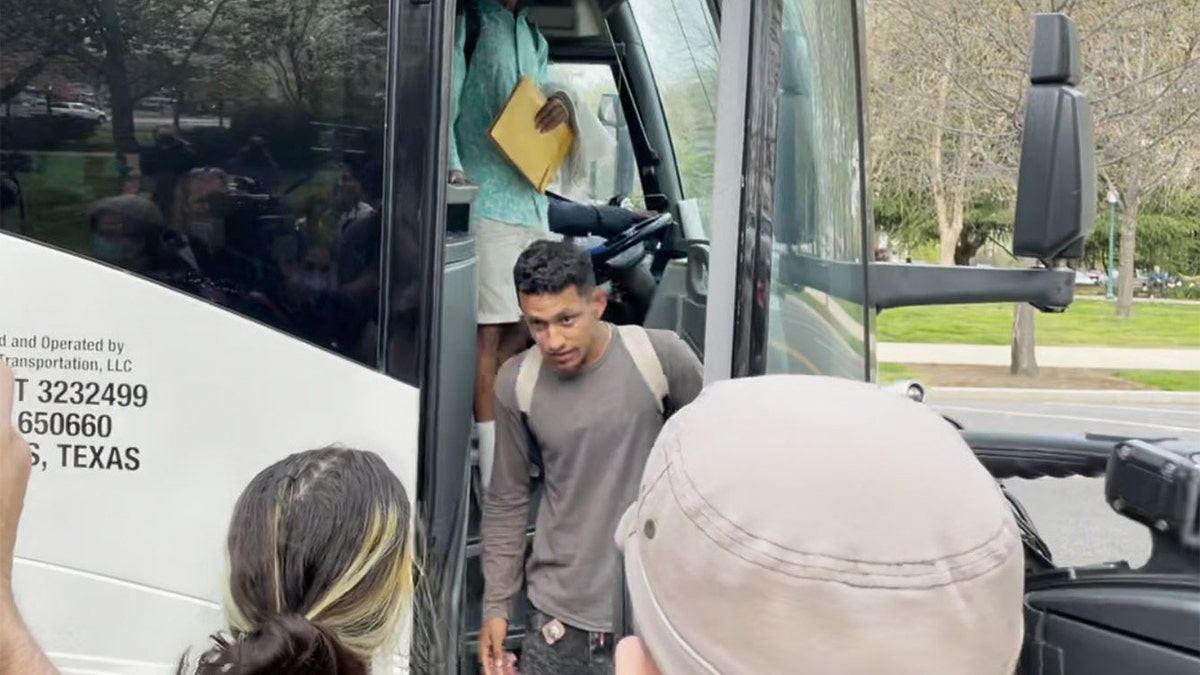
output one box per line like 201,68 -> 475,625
868,0 -> 1029,266
868,0 -> 1200,379
1011,302 -> 1039,377
1078,2 -> 1200,317
1,0 -> 235,152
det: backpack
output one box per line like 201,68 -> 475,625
514,325 -> 669,477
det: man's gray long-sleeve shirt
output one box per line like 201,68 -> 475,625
481,326 -> 704,632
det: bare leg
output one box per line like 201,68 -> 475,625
475,323 -> 511,491
475,324 -> 503,423
497,322 -> 530,365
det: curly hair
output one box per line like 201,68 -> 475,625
512,239 -> 595,296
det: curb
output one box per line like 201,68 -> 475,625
927,387 -> 1200,405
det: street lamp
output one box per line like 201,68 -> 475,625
1106,189 -> 1119,300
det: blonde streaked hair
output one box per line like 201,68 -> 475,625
186,446 -> 416,675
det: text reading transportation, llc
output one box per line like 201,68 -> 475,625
1,332 -> 143,472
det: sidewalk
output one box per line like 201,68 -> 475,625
878,343 -> 1200,371
926,387 -> 1200,405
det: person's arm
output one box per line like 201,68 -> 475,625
448,14 -> 467,177
0,593 -> 58,675
1,362 -> 59,674
479,360 -> 534,622
648,331 -> 705,415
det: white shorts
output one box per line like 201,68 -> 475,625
476,217 -> 559,325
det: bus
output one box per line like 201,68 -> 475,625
5,1 -> 1169,674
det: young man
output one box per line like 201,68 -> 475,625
478,241 -> 704,675
449,0 -> 593,487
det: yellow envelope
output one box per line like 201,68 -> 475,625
488,76 -> 574,193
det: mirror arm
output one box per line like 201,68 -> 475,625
777,253 -> 1075,312
870,263 -> 1075,313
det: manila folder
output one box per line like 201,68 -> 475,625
488,76 -> 574,193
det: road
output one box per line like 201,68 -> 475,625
765,286 -> 1199,569
933,396 -> 1200,568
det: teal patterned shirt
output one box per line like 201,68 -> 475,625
450,0 -> 552,230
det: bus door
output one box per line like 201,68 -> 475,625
704,0 -> 873,385
453,0 -> 720,670
0,0 -> 467,670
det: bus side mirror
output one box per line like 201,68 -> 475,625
1012,13 -> 1097,264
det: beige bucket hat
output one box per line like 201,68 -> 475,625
615,375 -> 1024,674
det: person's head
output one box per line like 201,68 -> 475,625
88,194 -> 166,270
615,375 -> 1025,675
175,167 -> 230,244
190,446 -> 413,675
298,243 -> 334,292
154,125 -> 183,149
338,159 -> 384,211
513,239 -> 607,374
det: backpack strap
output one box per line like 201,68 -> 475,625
514,348 -> 545,478
515,347 -> 541,415
617,325 -> 668,415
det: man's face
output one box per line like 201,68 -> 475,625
338,167 -> 364,209
93,212 -> 146,266
154,126 -> 177,149
520,284 -> 607,374
185,173 -> 227,219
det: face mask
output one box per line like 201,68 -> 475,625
188,218 -> 224,247
303,272 -> 330,292
93,235 -> 126,265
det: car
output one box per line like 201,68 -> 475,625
48,101 -> 108,123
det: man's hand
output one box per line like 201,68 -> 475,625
616,636 -> 662,675
449,170 -> 468,185
0,359 -> 32,587
478,617 -> 510,675
631,209 -> 659,221
535,96 -> 570,133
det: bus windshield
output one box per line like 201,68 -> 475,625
628,0 -> 720,233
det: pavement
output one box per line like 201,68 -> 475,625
879,343 -> 1200,371
933,392 -> 1199,568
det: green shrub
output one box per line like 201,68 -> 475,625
1164,284 -> 1200,301
1,115 -> 102,150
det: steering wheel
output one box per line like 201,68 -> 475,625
589,212 -> 674,269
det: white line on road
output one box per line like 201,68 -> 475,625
939,406 -> 1200,433
1044,402 -> 1200,417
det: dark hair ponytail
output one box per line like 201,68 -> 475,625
185,615 -> 366,675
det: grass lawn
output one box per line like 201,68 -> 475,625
878,363 -> 1200,391
1116,370 -> 1200,391
15,149 -> 341,255
877,302 -> 1200,348
877,362 -> 919,384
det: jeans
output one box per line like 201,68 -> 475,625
519,611 -> 615,675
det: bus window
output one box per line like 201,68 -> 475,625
628,0 -> 719,232
0,0 -> 397,372
544,62 -> 645,208
766,0 -> 868,380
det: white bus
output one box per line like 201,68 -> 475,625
3,2 -> 1139,674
